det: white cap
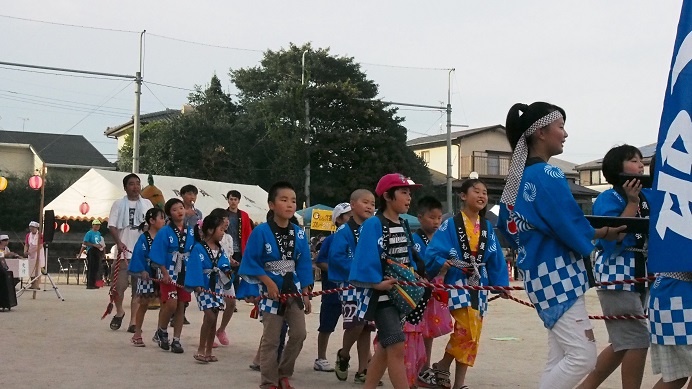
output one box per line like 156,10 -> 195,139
332,203 -> 352,224
29,221 -> 40,228
0,234 -> 9,241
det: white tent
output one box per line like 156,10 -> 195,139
45,169 -> 276,223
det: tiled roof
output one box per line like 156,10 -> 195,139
406,125 -> 505,147
104,108 -> 180,137
575,142 -> 656,170
0,130 -> 112,168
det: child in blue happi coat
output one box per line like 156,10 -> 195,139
424,180 -> 509,389
497,102 -> 624,389
239,181 -> 313,389
127,207 -> 165,347
149,198 -> 196,354
185,209 -> 233,363
349,173 -> 423,389
328,189 -> 377,382
580,144 -> 650,389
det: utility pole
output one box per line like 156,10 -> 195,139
19,117 -> 29,131
132,31 -> 145,174
302,50 -> 311,208
446,68 -> 455,214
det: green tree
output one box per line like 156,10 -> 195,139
232,43 -> 431,205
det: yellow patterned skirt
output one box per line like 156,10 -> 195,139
445,306 -> 483,366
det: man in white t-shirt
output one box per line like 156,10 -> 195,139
107,173 -> 153,331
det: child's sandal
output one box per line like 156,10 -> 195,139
206,355 -> 218,362
130,335 -> 145,347
193,353 -> 209,364
432,365 -> 451,389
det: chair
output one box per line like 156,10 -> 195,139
56,258 -> 73,284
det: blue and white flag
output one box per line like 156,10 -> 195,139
649,1 -> 692,272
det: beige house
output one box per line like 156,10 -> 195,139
0,130 -> 113,181
406,125 -> 596,211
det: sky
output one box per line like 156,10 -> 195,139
0,1 -> 684,167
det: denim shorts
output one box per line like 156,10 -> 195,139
374,301 -> 405,348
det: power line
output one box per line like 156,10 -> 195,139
0,14 -> 139,34
0,66 -> 128,81
0,89 -> 132,113
361,62 -> 452,71
143,83 -> 170,110
145,81 -> 195,92
0,94 -> 131,118
147,33 -> 263,53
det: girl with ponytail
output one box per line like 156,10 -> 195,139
497,102 -> 625,389
185,209 -> 232,363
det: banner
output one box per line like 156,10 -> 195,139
310,210 -> 335,231
649,0 -> 692,272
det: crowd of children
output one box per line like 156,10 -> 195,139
105,102 -> 691,389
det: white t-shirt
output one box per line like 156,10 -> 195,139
108,197 -> 153,259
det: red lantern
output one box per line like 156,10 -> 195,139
79,201 -> 90,215
60,223 -> 70,233
28,174 -> 43,190
54,222 -> 58,230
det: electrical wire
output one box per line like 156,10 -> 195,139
143,83 -> 169,110
0,89 -> 132,113
0,66 -> 128,81
144,81 -> 195,92
0,14 -> 139,34
147,33 -> 263,53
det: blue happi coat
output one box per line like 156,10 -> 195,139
649,275 -> 692,345
184,242 -> 232,292
238,222 -> 313,314
348,215 -> 418,319
498,161 -> 595,329
149,224 -> 195,283
128,232 -> 155,276
425,217 -> 508,316
411,232 -> 428,258
329,221 -> 365,302
593,188 -> 651,291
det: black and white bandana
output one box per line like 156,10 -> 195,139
500,110 -> 564,207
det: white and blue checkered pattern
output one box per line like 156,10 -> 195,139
595,252 -> 636,291
448,280 -> 489,315
356,288 -> 374,320
166,253 -> 189,283
650,295 -> 692,345
258,280 -> 302,315
135,278 -> 155,296
338,282 -> 358,302
196,291 -> 223,311
524,252 -> 589,312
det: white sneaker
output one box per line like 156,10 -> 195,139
314,358 -> 335,372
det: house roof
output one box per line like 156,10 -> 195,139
0,130 -> 112,168
549,156 -> 578,175
406,125 -> 505,148
104,108 -> 181,137
575,142 -> 656,170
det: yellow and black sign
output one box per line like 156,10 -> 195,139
310,210 -> 335,231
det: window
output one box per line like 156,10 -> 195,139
420,150 -> 430,163
487,153 -> 500,175
580,170 -> 591,186
591,170 -> 601,185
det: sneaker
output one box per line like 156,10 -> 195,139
156,329 -> 170,351
216,329 -> 230,345
354,370 -> 383,386
152,330 -> 159,344
249,363 -> 261,371
170,339 -> 184,353
313,358 -> 335,372
334,349 -> 349,381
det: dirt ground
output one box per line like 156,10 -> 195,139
1,278 -> 661,389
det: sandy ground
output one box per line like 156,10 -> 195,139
1,278 -> 661,389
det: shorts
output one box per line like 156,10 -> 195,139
374,301 -> 405,348
597,289 -> 650,352
318,302 -> 341,333
110,258 -> 132,297
651,343 -> 692,382
342,301 -> 376,331
159,282 -> 191,303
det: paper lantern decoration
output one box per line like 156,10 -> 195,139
79,201 -> 90,215
0,176 -> 7,192
28,174 -> 43,190
54,222 -> 58,230
60,223 -> 70,233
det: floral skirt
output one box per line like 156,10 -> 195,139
446,306 -> 483,366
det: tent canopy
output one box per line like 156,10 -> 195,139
296,204 -> 333,223
45,169 -> 276,224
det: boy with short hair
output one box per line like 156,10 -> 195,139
239,181 -> 313,389
216,189 -> 254,345
313,202 -> 352,372
180,184 -> 203,228
328,189 -> 377,383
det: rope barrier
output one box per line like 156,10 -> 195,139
499,294 -> 648,321
101,248 -> 131,319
